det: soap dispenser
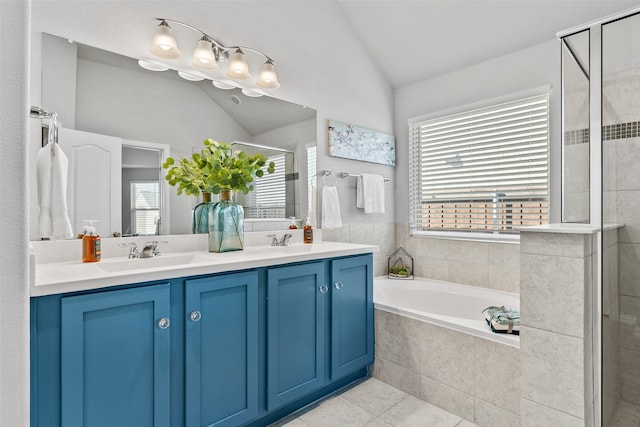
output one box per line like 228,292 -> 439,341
303,217 -> 313,244
289,217 -> 298,230
82,220 -> 101,263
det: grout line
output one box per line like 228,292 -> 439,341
521,398 -> 584,422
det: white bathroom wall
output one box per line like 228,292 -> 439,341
0,1 -> 30,426
393,39 -> 561,291
29,2 -> 396,262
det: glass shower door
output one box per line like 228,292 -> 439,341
602,12 -> 640,426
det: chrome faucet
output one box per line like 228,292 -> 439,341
119,242 -> 140,259
268,233 -> 293,246
142,240 -> 168,258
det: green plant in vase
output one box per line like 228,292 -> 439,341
163,139 -> 275,251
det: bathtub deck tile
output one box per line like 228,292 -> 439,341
379,395 -> 463,427
372,358 -> 420,397
420,375 -> 475,421
474,338 -> 520,414
341,377 -> 407,417
375,310 -> 421,372
418,322 -> 476,395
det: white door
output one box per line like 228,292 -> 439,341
58,128 -> 122,238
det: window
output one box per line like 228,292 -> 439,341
131,181 -> 160,235
409,93 -> 549,236
246,153 -> 287,218
307,145 -> 317,213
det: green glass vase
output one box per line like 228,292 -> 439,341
208,189 -> 244,252
192,192 -> 214,234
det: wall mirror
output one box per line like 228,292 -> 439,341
561,29 -> 590,223
30,33 -> 317,240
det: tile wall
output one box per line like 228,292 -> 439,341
372,309 -> 520,427
322,222 -> 396,277
395,224 -> 520,293
519,230 -> 596,426
603,63 -> 640,417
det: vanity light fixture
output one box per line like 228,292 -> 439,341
148,18 -> 280,90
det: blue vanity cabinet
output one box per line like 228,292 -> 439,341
60,283 -> 171,427
184,271 -> 259,427
330,254 -> 374,380
266,261 -> 327,411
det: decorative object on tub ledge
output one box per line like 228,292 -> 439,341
482,306 -> 520,335
328,119 -> 396,166
388,247 -> 413,280
162,139 -> 275,252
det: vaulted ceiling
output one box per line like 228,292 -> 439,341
337,0 -> 639,88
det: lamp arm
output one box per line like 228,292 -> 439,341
155,17 -> 226,50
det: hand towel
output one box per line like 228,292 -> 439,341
356,173 -> 385,214
36,143 -> 73,240
321,186 -> 342,229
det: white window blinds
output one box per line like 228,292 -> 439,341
307,145 -> 317,212
409,93 -> 549,235
246,154 -> 287,218
131,181 -> 160,235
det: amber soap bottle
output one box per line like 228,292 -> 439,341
82,221 -> 101,263
303,217 -> 313,244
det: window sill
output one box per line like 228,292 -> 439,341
410,230 -> 520,244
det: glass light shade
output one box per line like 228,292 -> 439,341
177,70 -> 205,81
212,80 -> 236,90
241,89 -> 264,98
191,39 -> 218,70
150,22 -> 181,59
138,59 -> 169,72
256,60 -> 280,89
225,49 -> 251,80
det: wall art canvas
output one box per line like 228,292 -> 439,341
328,120 -> 396,166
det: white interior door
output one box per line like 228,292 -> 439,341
58,128 -> 122,237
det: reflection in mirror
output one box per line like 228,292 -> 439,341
31,33 -> 317,240
561,30 -> 590,223
232,142 -> 296,220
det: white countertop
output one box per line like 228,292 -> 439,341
31,241 -> 376,297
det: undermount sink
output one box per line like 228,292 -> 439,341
245,244 -> 314,255
96,253 -> 209,273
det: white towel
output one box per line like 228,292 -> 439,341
321,186 -> 342,229
356,173 -> 385,214
36,143 -> 73,240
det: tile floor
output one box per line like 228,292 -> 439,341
276,378 -> 478,427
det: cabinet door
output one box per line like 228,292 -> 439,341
267,262 -> 326,410
185,271 -> 259,427
61,284 -> 171,427
331,255 -> 374,379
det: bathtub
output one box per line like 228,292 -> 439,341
374,277 -> 520,348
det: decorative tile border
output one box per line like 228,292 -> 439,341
603,121 -> 640,141
564,129 -> 590,146
564,121 -> 640,145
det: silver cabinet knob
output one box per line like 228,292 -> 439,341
158,317 -> 170,329
319,284 -> 329,294
190,311 -> 202,322
334,282 -> 344,290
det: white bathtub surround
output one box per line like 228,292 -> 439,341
373,278 -> 520,426
519,226 -> 599,426
395,223 -> 520,293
